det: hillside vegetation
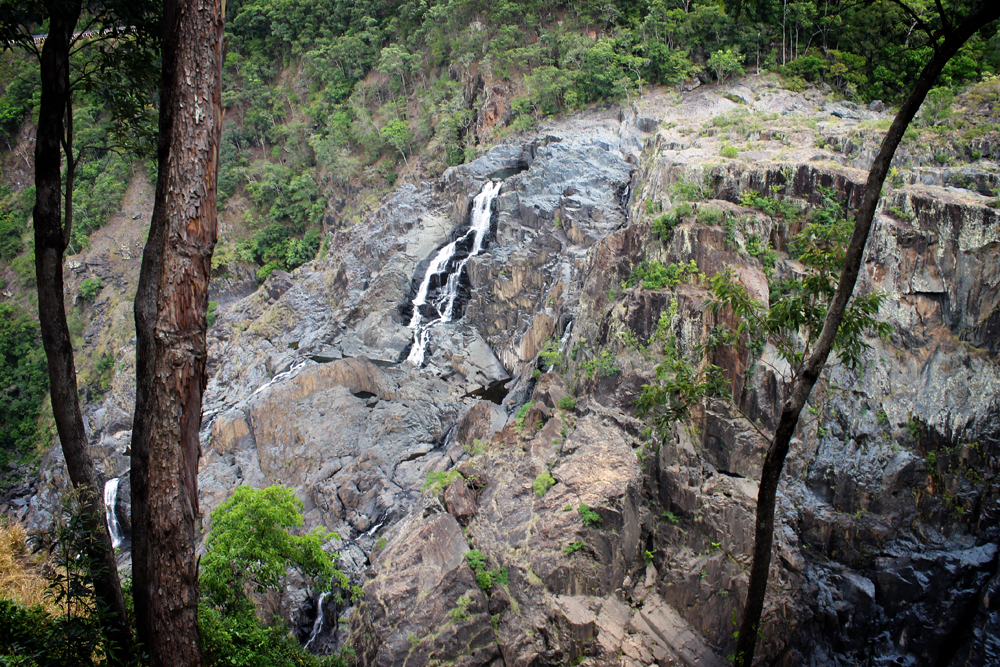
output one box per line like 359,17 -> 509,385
0,0 -> 998,467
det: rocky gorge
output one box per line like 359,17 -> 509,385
6,74 -> 1000,666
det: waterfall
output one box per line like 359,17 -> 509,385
548,321 -> 573,372
305,591 -> 329,650
103,477 -> 123,549
407,180 -> 502,366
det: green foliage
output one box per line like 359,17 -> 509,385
670,179 -> 706,202
79,277 -> 103,303
465,550 -> 487,572
0,304 -> 48,467
652,202 -> 692,241
207,301 -> 220,328
0,209 -> 25,261
578,503 -> 602,528
697,207 -> 723,226
917,87 -> 954,127
720,143 -> 739,159
707,49 -> 744,84
201,485 -> 343,616
464,550 -> 506,593
201,604 -> 348,667
538,336 -> 565,372
423,470 -> 463,494
740,190 -> 800,219
0,495 -> 126,666
712,188 -> 892,382
557,396 -> 577,411
515,401 -> 537,431
475,570 -> 493,592
533,470 -> 556,497
564,540 -> 586,556
448,594 -> 473,623
628,259 -> 701,291
580,349 -> 619,379
637,333 -> 727,439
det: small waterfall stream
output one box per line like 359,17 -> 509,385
103,477 -> 123,549
548,321 -> 573,372
304,591 -> 329,650
407,180 -> 502,366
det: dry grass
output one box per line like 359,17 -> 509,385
0,521 -> 56,613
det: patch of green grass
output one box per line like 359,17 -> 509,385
564,540 -> 586,555
557,396 -> 576,411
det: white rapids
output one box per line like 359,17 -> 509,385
407,180 -> 502,366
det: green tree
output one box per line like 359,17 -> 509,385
707,47 -> 744,83
0,4 -> 159,661
731,2 -> 1000,665
0,303 -> 48,465
200,485 -> 345,615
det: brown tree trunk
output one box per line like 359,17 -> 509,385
32,2 -> 131,664
130,0 -> 224,664
734,3 -> 1000,665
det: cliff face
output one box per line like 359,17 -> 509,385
11,75 -> 999,665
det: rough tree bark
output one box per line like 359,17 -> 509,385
734,3 -> 1000,665
130,0 -> 224,663
32,2 -> 131,663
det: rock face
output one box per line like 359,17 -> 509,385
10,75 -> 1000,666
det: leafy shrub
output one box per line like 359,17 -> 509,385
201,485 -> 345,615
740,190 -> 801,219
580,349 -> 619,379
707,48 -> 744,84
628,260 -> 700,291
423,470 -> 462,494
79,277 -> 103,302
719,143 -> 739,159
697,207 -> 723,226
0,210 -> 25,260
564,540 -> 585,555
557,396 -> 576,411
578,503 -> 602,528
465,550 -> 487,572
533,470 -> 556,497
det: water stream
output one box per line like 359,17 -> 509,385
103,477 -> 123,549
305,591 -> 329,650
406,180 -> 502,366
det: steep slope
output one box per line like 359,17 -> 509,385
8,73 -> 999,665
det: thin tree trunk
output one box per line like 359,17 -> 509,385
33,3 -> 131,664
734,4 -> 1000,665
130,0 -> 223,664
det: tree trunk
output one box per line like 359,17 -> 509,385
33,2 -> 131,664
734,4 -> 1000,665
130,0 -> 224,664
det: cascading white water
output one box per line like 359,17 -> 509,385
305,591 -> 329,650
547,321 -> 573,372
407,180 -> 502,366
103,477 -> 123,549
